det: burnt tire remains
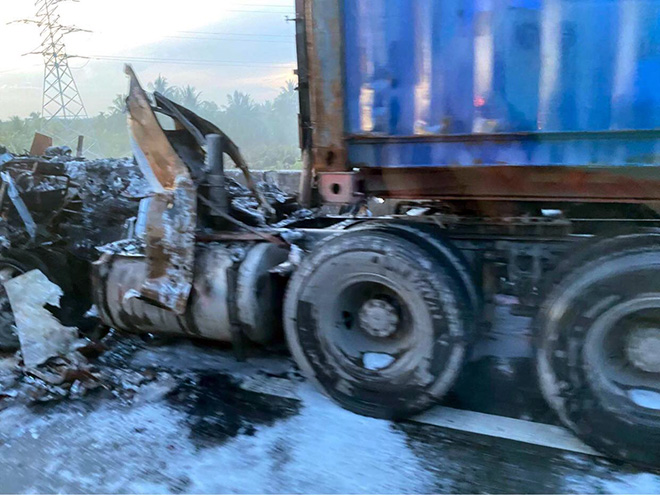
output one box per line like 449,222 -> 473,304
536,236 -> 660,466
284,230 -> 470,419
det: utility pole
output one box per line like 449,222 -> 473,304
17,0 -> 97,155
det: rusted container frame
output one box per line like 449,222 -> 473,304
354,166 -> 660,203
299,0 -> 347,173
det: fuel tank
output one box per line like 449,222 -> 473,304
92,242 -> 288,344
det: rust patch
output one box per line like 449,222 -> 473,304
306,0 -> 347,172
358,165 -> 660,203
125,65 -> 196,314
29,133 -> 53,157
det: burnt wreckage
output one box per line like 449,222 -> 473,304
0,68 -> 310,352
93,67 -> 311,348
1,62 -> 660,467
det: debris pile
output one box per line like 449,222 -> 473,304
0,267 -> 177,409
0,331 -> 179,409
0,149 -> 148,258
0,269 -> 111,406
0,147 -> 151,354
227,176 -> 312,228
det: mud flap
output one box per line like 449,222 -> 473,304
125,66 -> 196,314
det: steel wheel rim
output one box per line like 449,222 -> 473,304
584,294 -> 660,413
316,272 -> 434,379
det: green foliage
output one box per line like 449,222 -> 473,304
0,78 -> 301,170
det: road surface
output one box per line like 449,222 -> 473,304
1,308 -> 659,493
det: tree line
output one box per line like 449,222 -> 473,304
0,75 -> 301,170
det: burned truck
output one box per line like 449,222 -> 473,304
2,0 -> 660,467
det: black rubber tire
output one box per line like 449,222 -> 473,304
535,235 -> 660,466
538,232 -> 660,302
284,230 -> 470,419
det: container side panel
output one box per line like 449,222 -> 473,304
340,0 -> 660,168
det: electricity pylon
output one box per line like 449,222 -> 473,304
17,0 -> 98,156
35,0 -> 89,121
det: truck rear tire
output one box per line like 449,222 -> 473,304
284,230 -> 470,419
535,237 -> 660,466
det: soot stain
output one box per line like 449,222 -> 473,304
166,373 -> 301,448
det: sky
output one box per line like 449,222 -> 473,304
0,0 -> 297,119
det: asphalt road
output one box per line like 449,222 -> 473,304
0,308 -> 659,493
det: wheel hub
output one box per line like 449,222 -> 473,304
358,298 -> 399,338
627,327 -> 660,374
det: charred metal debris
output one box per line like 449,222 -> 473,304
0,67 -> 314,405
0,75 -> 309,260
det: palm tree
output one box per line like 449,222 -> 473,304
8,116 -> 24,133
273,81 -> 297,109
108,94 -> 127,115
148,75 -> 176,98
176,85 -> 203,112
268,81 -> 299,145
281,80 -> 297,95
221,91 -> 265,147
225,91 -> 256,113
199,100 -> 221,121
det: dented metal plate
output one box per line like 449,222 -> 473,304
125,66 -> 196,314
4,270 -> 78,369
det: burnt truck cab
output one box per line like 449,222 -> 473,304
88,0 -> 660,468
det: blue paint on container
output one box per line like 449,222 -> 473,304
341,0 -> 660,167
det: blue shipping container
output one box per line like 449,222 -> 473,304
332,0 -> 660,168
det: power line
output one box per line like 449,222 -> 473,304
236,3 -> 294,7
217,9 -> 294,14
82,55 -> 295,69
176,30 -> 292,38
162,34 -> 294,44
91,32 -> 294,44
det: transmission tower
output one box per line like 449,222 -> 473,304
17,0 -> 97,155
35,0 -> 89,121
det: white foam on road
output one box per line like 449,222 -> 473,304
244,372 -> 601,457
135,342 -> 602,458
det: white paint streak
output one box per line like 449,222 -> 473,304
413,406 -> 601,457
